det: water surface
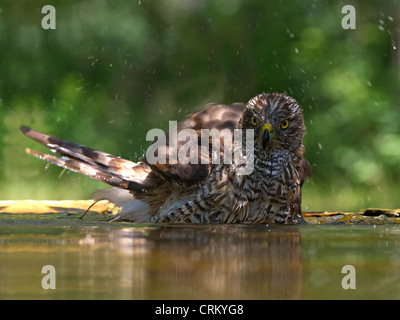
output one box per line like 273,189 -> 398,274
1,213 -> 400,299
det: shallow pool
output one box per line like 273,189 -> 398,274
1,212 -> 400,299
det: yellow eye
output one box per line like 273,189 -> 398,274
281,120 -> 289,129
251,116 -> 257,126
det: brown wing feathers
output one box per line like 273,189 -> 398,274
21,104 -> 246,191
144,103 -> 245,184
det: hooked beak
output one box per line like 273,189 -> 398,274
262,123 -> 272,149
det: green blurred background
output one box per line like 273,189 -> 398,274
0,0 -> 399,212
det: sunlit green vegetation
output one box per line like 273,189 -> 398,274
1,0 -> 399,212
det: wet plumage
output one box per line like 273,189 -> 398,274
21,93 -> 311,224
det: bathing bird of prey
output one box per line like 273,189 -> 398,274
21,92 -> 312,224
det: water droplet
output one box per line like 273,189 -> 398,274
294,48 -> 299,54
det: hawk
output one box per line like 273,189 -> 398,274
21,93 -> 312,224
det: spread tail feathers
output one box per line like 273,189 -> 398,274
20,126 -> 150,192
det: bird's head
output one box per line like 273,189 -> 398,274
239,93 -> 306,158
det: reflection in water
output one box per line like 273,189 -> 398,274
3,222 -> 400,299
142,226 -> 302,299
0,224 -> 302,299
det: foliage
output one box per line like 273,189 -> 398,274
1,0 -> 399,211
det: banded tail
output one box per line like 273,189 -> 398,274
20,126 -> 150,192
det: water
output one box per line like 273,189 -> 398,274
1,214 -> 400,299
